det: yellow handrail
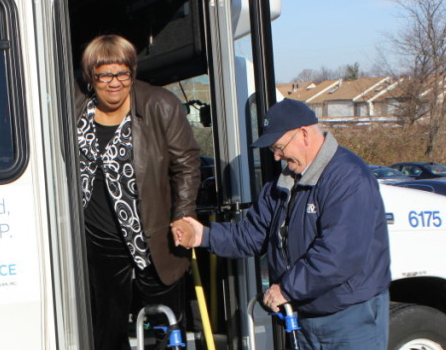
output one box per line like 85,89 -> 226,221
191,248 -> 216,350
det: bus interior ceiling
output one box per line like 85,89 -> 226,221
68,0 -> 208,86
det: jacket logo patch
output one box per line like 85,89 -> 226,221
307,203 -> 317,214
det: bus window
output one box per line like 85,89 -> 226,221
0,52 -> 13,169
165,74 -> 217,210
0,0 -> 28,184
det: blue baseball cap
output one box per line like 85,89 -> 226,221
251,98 -> 318,148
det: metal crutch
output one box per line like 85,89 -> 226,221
136,304 -> 186,350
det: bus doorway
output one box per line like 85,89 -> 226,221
68,1 -> 282,350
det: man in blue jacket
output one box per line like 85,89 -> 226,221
172,98 -> 391,350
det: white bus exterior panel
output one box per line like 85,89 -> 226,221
380,183 -> 446,281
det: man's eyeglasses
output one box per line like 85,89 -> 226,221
95,72 -> 132,83
269,129 -> 299,155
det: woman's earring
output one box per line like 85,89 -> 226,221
87,84 -> 92,92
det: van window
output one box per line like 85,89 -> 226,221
0,0 -> 28,183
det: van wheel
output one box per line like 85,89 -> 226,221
388,303 -> 446,350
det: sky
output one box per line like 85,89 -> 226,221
269,0 -> 404,82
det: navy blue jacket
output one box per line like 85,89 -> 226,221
202,132 -> 391,315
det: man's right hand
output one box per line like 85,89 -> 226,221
171,217 -> 204,248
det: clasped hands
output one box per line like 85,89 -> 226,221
171,217 -> 203,249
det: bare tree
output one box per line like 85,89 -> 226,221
292,67 -> 341,83
391,0 -> 446,158
315,66 -> 339,82
293,63 -> 366,84
293,69 -> 316,82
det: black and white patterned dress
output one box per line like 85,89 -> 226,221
78,99 -> 150,270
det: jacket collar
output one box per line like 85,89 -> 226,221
130,80 -> 141,119
130,80 -> 154,119
277,131 -> 338,191
300,131 -> 338,186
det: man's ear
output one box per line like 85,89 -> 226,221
300,127 -> 310,145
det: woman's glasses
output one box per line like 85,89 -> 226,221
95,72 -> 131,83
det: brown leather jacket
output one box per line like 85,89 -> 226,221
75,79 -> 201,285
